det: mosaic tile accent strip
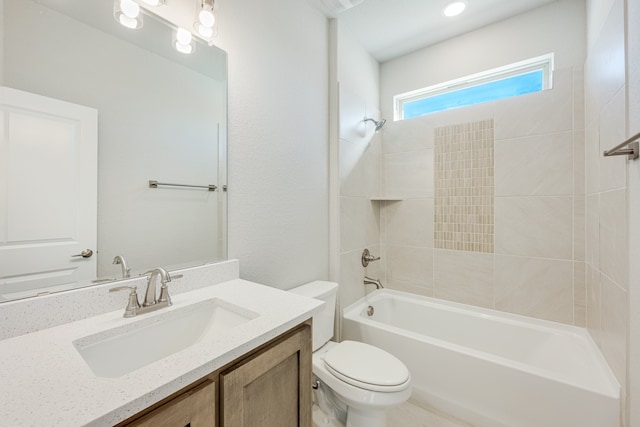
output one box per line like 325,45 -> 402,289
434,120 -> 494,253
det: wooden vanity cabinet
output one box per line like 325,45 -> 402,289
119,322 -> 312,427
127,380 -> 216,427
220,322 -> 312,426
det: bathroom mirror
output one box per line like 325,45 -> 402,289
0,0 -> 227,302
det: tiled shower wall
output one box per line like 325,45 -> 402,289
434,120 -> 494,254
339,86 -> 383,311
584,0 -> 628,411
378,65 -> 586,325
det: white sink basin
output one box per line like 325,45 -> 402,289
73,299 -> 259,378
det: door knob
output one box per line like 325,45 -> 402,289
72,249 -> 94,258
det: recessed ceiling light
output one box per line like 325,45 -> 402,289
442,1 -> 467,17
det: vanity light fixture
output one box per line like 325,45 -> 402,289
175,28 -> 195,54
139,0 -> 165,6
442,0 -> 467,17
113,0 -> 143,29
194,0 -> 218,39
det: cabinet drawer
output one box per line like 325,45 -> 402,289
127,379 -> 216,427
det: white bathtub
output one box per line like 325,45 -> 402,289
342,289 -> 620,427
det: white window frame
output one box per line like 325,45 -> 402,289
393,53 -> 555,121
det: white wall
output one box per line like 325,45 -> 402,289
380,0 -> 586,120
215,0 -> 330,289
337,21 -> 380,112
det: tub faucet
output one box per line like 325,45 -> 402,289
112,255 -> 131,279
364,276 -> 384,289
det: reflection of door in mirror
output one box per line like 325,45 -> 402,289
0,87 -> 97,301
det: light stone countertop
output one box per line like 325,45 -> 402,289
0,279 -> 324,427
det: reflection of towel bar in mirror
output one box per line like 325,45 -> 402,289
148,180 -> 217,191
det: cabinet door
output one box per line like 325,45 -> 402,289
128,379 -> 216,427
220,325 -> 312,427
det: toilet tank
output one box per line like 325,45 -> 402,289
290,281 -> 338,351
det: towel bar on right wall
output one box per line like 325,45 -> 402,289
603,131 -> 640,160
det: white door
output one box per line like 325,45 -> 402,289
0,86 -> 97,299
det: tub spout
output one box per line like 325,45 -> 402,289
364,276 -> 384,289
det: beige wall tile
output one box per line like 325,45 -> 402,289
591,0 -> 625,116
574,195 -> 585,262
573,130 -> 585,195
494,67 -> 573,139
494,255 -> 573,324
340,196 -> 380,252
585,194 -> 600,269
599,189 -> 628,289
573,66 -> 585,131
586,264 -> 602,346
433,249 -> 494,308
598,86 -> 627,192
385,149 -> 434,197
574,261 -> 586,327
383,116 -> 434,153
425,100 -> 495,130
434,120 -> 494,253
495,196 -> 572,259
600,274 -> 628,391
340,246 -> 379,309
386,198 -> 434,248
340,133 -> 381,197
386,245 -> 433,293
495,132 -> 572,196
585,123 -> 600,195
584,55 -> 599,130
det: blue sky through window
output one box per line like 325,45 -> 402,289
403,70 -> 544,119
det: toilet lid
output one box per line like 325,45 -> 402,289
323,341 -> 410,392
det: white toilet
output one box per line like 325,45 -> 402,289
291,281 -> 412,427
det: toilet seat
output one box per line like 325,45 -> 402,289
323,340 -> 410,392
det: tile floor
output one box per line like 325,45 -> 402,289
387,400 -> 475,427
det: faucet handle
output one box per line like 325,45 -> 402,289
158,274 -> 183,305
110,286 -> 141,318
361,249 -> 381,267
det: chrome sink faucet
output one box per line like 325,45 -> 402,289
109,267 -> 182,318
112,255 -> 131,279
143,267 -> 172,307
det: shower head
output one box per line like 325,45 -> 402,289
364,117 -> 386,132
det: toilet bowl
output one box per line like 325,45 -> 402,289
290,281 -> 411,427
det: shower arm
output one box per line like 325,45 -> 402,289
363,117 -> 386,132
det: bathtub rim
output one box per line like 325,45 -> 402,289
342,289 -> 620,399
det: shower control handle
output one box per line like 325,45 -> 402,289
361,249 -> 380,267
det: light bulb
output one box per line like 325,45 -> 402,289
120,0 -> 140,18
119,14 -> 139,28
442,1 -> 467,17
175,41 -> 194,54
198,7 -> 215,28
176,28 -> 192,45
196,23 -> 214,38
114,0 -> 142,29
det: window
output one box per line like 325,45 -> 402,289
394,53 -> 554,120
